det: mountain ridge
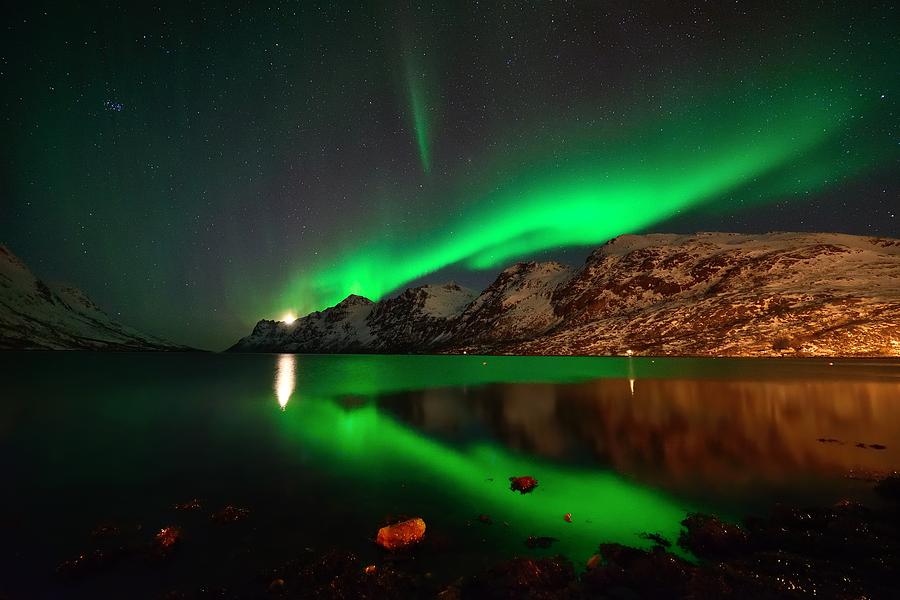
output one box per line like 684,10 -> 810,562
0,244 -> 190,351
231,231 -> 900,357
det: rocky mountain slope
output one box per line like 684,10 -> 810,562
0,245 -> 187,351
236,283 -> 477,353
231,232 -> 900,357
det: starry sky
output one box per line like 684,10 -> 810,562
1,1 -> 897,350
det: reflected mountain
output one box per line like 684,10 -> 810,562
377,377 -> 900,502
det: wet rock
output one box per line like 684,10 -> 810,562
582,543 -> 730,598
734,499 -> 900,598
376,517 -> 426,550
524,536 -> 558,549
210,505 -> 249,524
174,498 -> 203,511
266,551 -> 420,599
747,501 -> 880,557
509,476 -> 538,494
721,550 -> 878,599
145,526 -> 183,562
462,556 -> 577,599
155,526 -> 182,550
678,513 -> 748,559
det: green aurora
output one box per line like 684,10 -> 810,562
279,53 -> 894,315
3,2 -> 896,349
404,50 -> 432,174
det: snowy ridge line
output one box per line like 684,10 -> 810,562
231,232 -> 900,357
0,244 -> 187,351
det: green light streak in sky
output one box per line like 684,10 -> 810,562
404,51 -> 431,173
278,54 -> 891,316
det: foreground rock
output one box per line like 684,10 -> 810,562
459,556 -> 577,599
375,517 -> 426,550
260,551 -> 421,599
678,513 -> 748,559
50,479 -> 900,599
231,232 -> 900,357
509,476 -> 539,494
583,544 -> 731,598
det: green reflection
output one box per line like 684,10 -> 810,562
273,354 -> 701,562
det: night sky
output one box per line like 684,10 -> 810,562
2,1 -> 897,350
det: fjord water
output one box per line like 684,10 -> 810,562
2,353 -> 899,598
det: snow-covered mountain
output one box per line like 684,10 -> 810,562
368,283 -> 477,351
231,232 -> 900,357
515,232 -> 900,356
0,245 -> 187,351
232,283 -> 477,353
448,261 -> 573,344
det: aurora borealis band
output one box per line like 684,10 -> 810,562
286,58 -> 893,309
403,49 -> 433,174
1,1 -> 897,349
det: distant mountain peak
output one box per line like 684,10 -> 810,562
500,260 -> 569,275
231,232 -> 900,357
335,294 -> 373,308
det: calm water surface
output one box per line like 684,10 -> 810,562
2,353 -> 899,598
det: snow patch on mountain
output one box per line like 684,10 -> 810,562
0,244 -> 186,350
451,261 -> 573,343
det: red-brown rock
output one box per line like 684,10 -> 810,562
509,476 -> 538,494
376,517 -> 426,550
